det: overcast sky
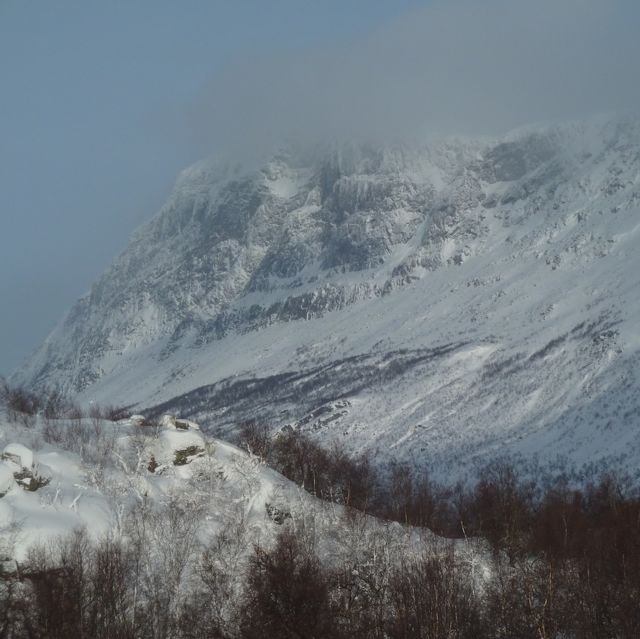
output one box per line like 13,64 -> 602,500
1,0 -> 639,375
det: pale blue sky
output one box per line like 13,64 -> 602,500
1,0 -> 638,375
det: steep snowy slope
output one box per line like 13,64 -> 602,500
14,114 -> 640,479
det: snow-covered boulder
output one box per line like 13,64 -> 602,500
0,463 -> 15,497
156,429 -> 206,466
159,414 -> 200,431
1,443 -> 51,491
2,443 -> 35,470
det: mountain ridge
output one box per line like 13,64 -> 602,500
14,113 -> 640,478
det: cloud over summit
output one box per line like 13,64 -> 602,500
192,0 -> 640,159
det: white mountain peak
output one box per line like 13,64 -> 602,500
14,113 -> 640,479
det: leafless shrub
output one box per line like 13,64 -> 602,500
3,384 -> 42,426
387,546 -> 485,639
89,402 -> 103,431
42,419 -> 65,445
103,404 -> 132,422
42,388 -> 73,422
240,527 -> 335,639
240,425 -> 375,510
190,512 -> 249,636
22,529 -> 90,638
238,420 -> 272,458
67,403 -> 84,424
125,494 -> 205,638
0,376 -> 7,405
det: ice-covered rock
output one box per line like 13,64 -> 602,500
159,414 -> 200,431
2,443 -> 34,470
2,443 -> 52,492
156,428 -> 206,466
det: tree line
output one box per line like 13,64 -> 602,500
0,390 -> 639,637
237,421 -> 640,638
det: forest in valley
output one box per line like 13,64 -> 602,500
0,387 -> 639,638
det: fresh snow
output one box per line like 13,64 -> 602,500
2,442 -> 35,470
12,113 -> 640,482
1,410 -> 438,566
0,463 -> 14,497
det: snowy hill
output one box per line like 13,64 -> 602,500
0,410 -> 363,562
0,408 -> 491,637
13,114 -> 640,479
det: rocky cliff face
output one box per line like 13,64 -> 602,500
15,114 -> 640,479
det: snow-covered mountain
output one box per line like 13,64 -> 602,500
14,114 -> 640,479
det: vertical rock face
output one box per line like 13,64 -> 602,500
14,141 -> 478,392
13,115 -> 640,478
